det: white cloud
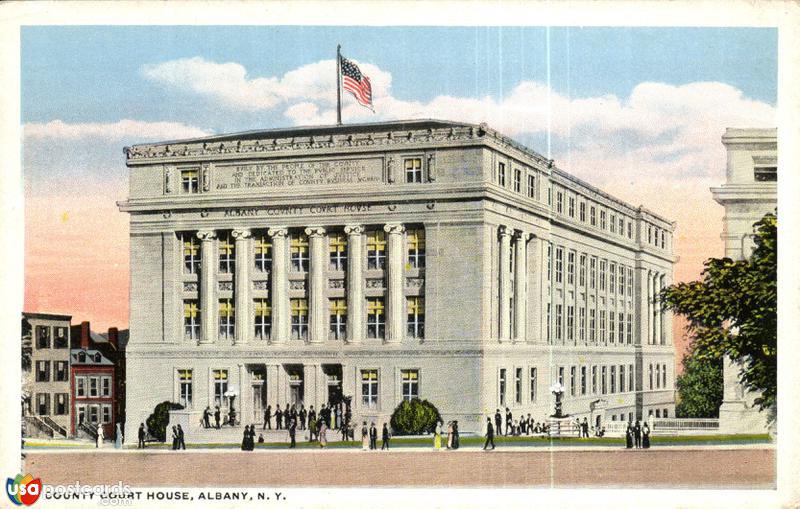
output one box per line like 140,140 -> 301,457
23,119 -> 211,141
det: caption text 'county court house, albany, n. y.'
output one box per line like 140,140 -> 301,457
119,119 -> 676,438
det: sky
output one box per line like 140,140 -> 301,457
21,26 -> 777,362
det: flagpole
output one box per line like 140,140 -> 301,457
336,44 -> 343,125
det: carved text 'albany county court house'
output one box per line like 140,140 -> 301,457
119,119 -> 676,438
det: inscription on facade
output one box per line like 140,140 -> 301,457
223,204 -> 374,217
215,158 -> 383,191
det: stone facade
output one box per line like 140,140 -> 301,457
711,127 -> 776,433
119,120 -> 676,439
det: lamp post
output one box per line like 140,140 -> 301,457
550,381 -> 566,418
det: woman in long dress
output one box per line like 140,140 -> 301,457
241,426 -> 250,451
434,422 -> 442,450
625,423 -> 634,449
361,421 -> 369,451
642,423 -> 651,449
319,422 -> 328,448
446,421 -> 453,449
114,423 -> 123,449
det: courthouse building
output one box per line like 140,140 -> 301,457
120,119 -> 675,437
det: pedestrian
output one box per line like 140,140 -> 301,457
214,406 -> 221,429
361,421 -> 369,451
203,406 -> 211,428
309,414 -> 317,442
642,423 -> 651,449
229,406 -> 237,427
582,418 -> 589,438
446,421 -> 453,449
483,417 -> 495,450
308,405 -> 316,430
452,421 -> 460,449
381,423 -> 391,450
335,406 -> 343,430
494,409 -> 502,436
241,425 -> 250,451
434,421 -> 442,450
369,422 -> 378,450
171,426 -> 179,450
625,422 -> 634,449
319,421 -> 328,448
258,433 -> 264,444
299,405 -> 307,431
177,424 -> 186,450
634,420 -> 642,449
96,423 -> 104,448
137,423 -> 146,449
114,423 -> 123,449
263,405 -> 272,430
275,406 -> 283,430
289,415 -> 297,448
505,408 -> 512,436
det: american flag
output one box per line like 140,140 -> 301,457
340,56 -> 373,111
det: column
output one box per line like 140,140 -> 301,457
305,227 -> 327,343
304,364 -> 319,410
344,225 -> 364,343
384,223 -> 405,343
657,274 -> 665,345
498,226 -> 512,342
268,228 -> 289,343
661,273 -> 672,345
513,230 -> 528,342
197,230 -> 217,344
238,364 -> 248,424
232,229 -> 252,345
276,365 -> 287,409
266,364 -> 279,411
652,272 -> 660,344
526,235 -> 542,343
646,270 -> 653,345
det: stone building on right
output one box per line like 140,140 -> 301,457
710,127 -> 776,433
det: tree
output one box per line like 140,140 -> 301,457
390,399 -> 441,435
661,212 -> 776,412
146,401 -> 184,442
675,347 -> 723,418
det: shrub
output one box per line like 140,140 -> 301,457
145,401 -> 184,442
390,399 -> 441,435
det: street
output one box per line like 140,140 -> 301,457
25,447 -> 775,488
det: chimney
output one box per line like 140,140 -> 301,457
80,321 -> 90,350
108,327 -> 118,350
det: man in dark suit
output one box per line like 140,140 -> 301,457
276,406 -> 283,430
494,409 -> 502,436
381,423 -> 391,450
288,415 -> 297,448
483,417 -> 495,450
308,405 -> 316,429
177,424 -> 186,450
203,407 -> 211,428
263,405 -> 272,430
214,406 -> 221,429
137,423 -> 146,449
634,420 -> 642,449
299,405 -> 307,431
369,422 -> 378,450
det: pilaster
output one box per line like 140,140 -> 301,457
344,225 -> 365,343
197,230 -> 217,345
231,229 -> 252,344
513,230 -> 528,342
498,225 -> 512,342
384,223 -> 405,343
269,228 -> 289,343
305,227 -> 327,343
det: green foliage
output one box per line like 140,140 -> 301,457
661,212 -> 776,411
675,346 -> 723,418
146,401 -> 184,442
389,399 -> 441,435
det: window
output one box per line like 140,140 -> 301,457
181,169 -> 199,193
290,299 -> 308,340
656,364 -> 661,389
579,306 -> 586,343
600,210 -> 607,229
401,370 -> 419,401
36,326 -> 50,349
619,217 -> 625,236
546,303 -> 552,343
499,368 -> 507,406
555,247 -> 563,283
497,162 -> 506,186
183,234 -> 201,274
55,393 -> 69,415
527,174 -> 535,198
529,367 -> 537,403
599,260 -> 607,291
610,214 -> 616,233
649,364 -> 653,390
219,299 -> 235,340
88,405 -> 99,424
54,327 -> 68,348
254,235 -> 272,272
555,304 -> 563,342
618,312 -> 625,344
629,364 -> 634,392
579,255 -> 586,287
590,257 -> 597,289
546,244 -> 552,282
54,361 -> 68,382
255,299 -> 271,341
178,369 -> 192,407
626,268 -> 633,297
405,158 -> 423,183
184,300 -> 201,341
361,370 -> 379,408
76,377 -> 86,398
329,232 -> 347,271
101,376 -> 112,397
366,230 -> 387,270
754,166 -> 777,182
407,229 -> 425,268
513,168 -> 521,192
568,196 -> 575,217
218,232 -> 235,274
580,366 -> 587,395
407,297 -> 425,339
609,262 -> 616,295
626,313 -> 633,344
590,206 -> 597,226
566,305 -> 574,342
663,409 -> 669,418
627,222 -> 633,239
579,202 -> 586,222
547,186 -> 552,205
655,409 -> 661,418
213,369 -> 228,408
89,377 -> 99,397
661,230 -> 666,249
599,310 -> 607,343
35,361 -> 50,382
648,226 -> 653,244
609,311 -> 616,343
329,299 -> 347,340
619,365 -> 625,392
591,366 -> 597,394
601,366 -> 607,394
662,363 -> 667,388
589,308 -> 596,342
618,265 -> 625,295
556,191 -> 563,213
567,251 -> 575,285
102,404 -> 112,424
367,298 -> 385,339
290,232 -> 309,272
610,365 -> 617,393
36,393 -> 50,415
558,366 -> 565,386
